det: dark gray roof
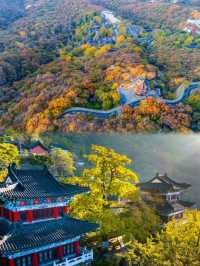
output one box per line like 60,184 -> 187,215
156,200 -> 194,217
138,173 -> 191,193
0,165 -> 89,200
0,216 -> 98,257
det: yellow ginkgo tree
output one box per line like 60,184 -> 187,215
65,145 -> 159,241
129,210 -> 200,266
0,143 -> 20,182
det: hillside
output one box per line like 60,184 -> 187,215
0,9 -> 194,134
0,0 -> 200,134
0,0 -> 25,29
0,0 -> 90,87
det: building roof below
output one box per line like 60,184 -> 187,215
156,200 -> 194,217
0,216 -> 98,257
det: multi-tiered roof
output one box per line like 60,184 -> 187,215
0,165 -> 98,266
138,173 -> 191,193
138,173 -> 194,221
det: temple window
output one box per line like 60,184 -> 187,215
15,256 -> 32,266
171,194 -> 177,200
63,243 -> 75,256
22,257 -> 26,266
27,256 -> 31,266
166,194 -> 180,201
39,253 -> 43,263
44,251 -> 48,261
38,249 -> 56,264
59,206 -> 65,217
32,208 -> 53,220
16,259 -> 21,266
20,211 -> 28,222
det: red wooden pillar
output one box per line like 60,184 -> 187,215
56,246 -> 64,259
13,212 -> 19,222
75,241 -> 79,256
53,207 -> 59,219
28,210 -> 33,223
32,253 -> 39,266
8,259 -> 15,266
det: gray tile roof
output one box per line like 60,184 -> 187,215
0,165 -> 89,200
138,173 -> 191,193
0,216 -> 98,256
156,200 -> 194,217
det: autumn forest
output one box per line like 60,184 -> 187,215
1,0 -> 200,134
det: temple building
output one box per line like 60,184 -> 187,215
28,141 -> 49,156
138,173 -> 195,222
0,165 -> 98,266
4,140 -> 49,157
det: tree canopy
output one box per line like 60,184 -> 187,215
66,145 -> 159,241
128,210 -> 200,266
0,143 -> 20,181
49,148 -> 75,177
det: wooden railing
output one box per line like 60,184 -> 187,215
53,249 -> 93,266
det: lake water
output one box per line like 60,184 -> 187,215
47,134 -> 200,207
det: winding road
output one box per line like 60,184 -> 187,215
60,11 -> 200,119
60,82 -> 200,119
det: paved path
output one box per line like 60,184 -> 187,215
60,82 -> 200,119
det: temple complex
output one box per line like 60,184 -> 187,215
138,173 -> 195,222
0,165 -> 98,266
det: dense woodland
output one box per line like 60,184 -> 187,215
1,0 -> 200,134
0,0 -> 89,87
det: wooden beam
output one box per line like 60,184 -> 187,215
53,207 -> 59,219
13,212 -> 19,222
8,259 -> 15,266
28,210 -> 33,223
75,241 -> 79,256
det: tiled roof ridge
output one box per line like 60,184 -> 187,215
159,175 -> 191,188
0,216 -> 99,256
12,215 -> 96,231
140,173 -> 191,187
0,165 -> 89,200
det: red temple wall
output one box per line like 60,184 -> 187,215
0,206 -> 70,223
